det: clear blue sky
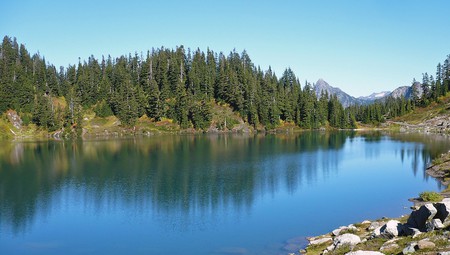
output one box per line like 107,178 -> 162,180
1,0 -> 449,97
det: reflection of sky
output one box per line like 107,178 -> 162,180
0,133 -> 449,255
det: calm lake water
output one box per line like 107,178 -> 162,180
0,132 -> 449,255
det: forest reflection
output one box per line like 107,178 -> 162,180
0,132 -> 447,234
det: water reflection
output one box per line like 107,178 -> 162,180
0,132 -> 448,236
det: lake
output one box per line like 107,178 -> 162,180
0,132 -> 449,255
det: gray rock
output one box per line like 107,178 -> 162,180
402,242 -> 418,254
438,252 -> 450,255
309,237 -> 332,246
332,227 -> 343,236
433,201 -> 450,222
379,241 -> 400,252
367,221 -> 382,231
406,204 -> 437,231
332,225 -> 358,236
347,225 -> 358,231
372,220 -> 403,238
361,220 -> 371,224
403,226 -> 423,237
382,220 -> 403,237
417,239 -> 435,250
326,244 -> 335,251
345,251 -> 384,255
427,218 -> 445,231
372,226 -> 382,237
334,233 -> 361,249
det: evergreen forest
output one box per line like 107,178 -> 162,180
0,36 -> 449,136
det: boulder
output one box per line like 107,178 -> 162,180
426,218 -> 445,231
402,242 -> 418,254
333,233 -> 361,249
417,239 -> 435,250
326,244 -> 335,252
332,227 -> 344,236
332,225 -> 358,236
379,241 -> 400,252
433,201 -> 450,222
402,226 -> 423,238
367,221 -> 382,231
381,220 -> 403,237
372,220 -> 403,238
345,251 -> 384,255
309,237 -> 332,246
361,220 -> 371,224
406,204 -> 437,231
438,252 -> 450,255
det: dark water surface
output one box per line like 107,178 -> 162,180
0,132 -> 449,254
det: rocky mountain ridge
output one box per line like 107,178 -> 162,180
313,79 -> 423,107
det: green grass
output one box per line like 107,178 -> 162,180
419,191 -> 444,202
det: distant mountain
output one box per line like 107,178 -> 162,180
313,79 -> 361,107
313,79 -> 423,107
389,82 -> 423,99
358,91 -> 391,101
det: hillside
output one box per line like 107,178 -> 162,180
384,94 -> 450,133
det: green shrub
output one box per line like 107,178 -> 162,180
94,100 -> 113,118
419,191 -> 443,202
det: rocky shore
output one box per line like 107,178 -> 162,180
299,151 -> 450,255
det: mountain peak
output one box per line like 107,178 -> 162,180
315,78 -> 328,86
313,79 -> 356,107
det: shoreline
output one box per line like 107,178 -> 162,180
300,150 -> 450,255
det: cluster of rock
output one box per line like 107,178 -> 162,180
304,198 -> 450,254
6,110 -> 22,130
392,114 -> 450,134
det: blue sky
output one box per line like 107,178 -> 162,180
1,0 -> 449,97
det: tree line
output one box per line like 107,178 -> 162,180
348,55 -> 450,125
0,36 -> 358,132
1,36 -> 449,132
